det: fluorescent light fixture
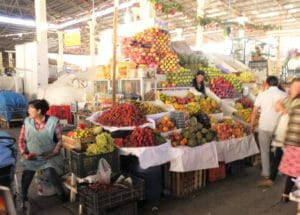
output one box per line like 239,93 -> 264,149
256,12 -> 279,18
0,14 -> 58,29
288,8 -> 300,13
0,0 -> 139,30
58,0 -> 139,29
0,15 -> 35,27
283,4 -> 294,9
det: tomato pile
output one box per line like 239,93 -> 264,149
97,103 -> 146,127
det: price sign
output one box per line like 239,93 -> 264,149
64,29 -> 81,47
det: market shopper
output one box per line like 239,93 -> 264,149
192,70 -> 207,97
260,78 -> 300,186
18,99 -> 66,210
279,103 -> 300,202
259,78 -> 300,187
250,76 -> 287,181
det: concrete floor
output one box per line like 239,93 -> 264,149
2,127 -> 298,215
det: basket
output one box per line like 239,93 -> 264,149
164,165 -> 206,197
208,162 -> 226,182
62,135 -> 95,150
82,201 -> 138,215
170,111 -> 188,129
79,177 -> 144,213
70,149 -> 120,178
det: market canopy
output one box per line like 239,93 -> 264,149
0,0 -> 300,51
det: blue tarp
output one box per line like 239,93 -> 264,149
0,91 -> 26,121
0,130 -> 16,168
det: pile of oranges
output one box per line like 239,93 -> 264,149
156,116 -> 176,133
169,131 -> 187,147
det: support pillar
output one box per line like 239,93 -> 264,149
276,36 -> 281,76
195,0 -> 205,50
57,31 -> 64,74
88,19 -> 96,73
35,0 -> 49,86
0,52 -> 3,72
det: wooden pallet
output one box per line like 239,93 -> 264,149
0,116 -> 23,128
164,164 -> 206,197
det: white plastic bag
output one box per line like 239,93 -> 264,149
271,114 -> 289,147
96,158 -> 112,184
35,170 -> 57,196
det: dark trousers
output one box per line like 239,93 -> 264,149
284,176 -> 296,195
270,147 -> 283,181
21,167 -> 64,201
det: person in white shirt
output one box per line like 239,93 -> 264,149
250,76 -> 287,180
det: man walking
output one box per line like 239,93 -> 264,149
250,76 -> 287,182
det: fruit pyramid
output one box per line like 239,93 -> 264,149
159,52 -> 180,73
121,27 -> 171,68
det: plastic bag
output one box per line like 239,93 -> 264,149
271,114 -> 289,148
96,158 -> 112,184
82,158 -> 112,184
35,170 -> 57,196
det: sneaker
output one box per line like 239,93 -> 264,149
258,179 -> 274,187
289,190 -> 300,203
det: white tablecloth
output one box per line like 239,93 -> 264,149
169,142 -> 219,172
119,141 -> 183,169
216,134 -> 259,163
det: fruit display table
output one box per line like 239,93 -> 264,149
168,141 -> 219,172
215,134 -> 259,163
119,141 -> 183,169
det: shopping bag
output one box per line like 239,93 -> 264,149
96,158 -> 112,184
271,114 -> 289,147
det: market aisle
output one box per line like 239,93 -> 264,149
3,128 -> 296,215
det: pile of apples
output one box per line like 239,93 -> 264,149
121,27 -> 171,67
159,52 -> 180,74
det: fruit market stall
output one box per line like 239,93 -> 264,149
86,103 -> 183,169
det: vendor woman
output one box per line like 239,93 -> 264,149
18,99 -> 66,210
193,70 -> 207,97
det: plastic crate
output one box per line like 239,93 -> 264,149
79,177 -> 144,213
164,165 -> 206,197
208,162 -> 226,182
70,149 -> 119,178
170,111 -> 188,129
82,201 -> 137,215
47,105 -> 73,124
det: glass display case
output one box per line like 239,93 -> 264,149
118,78 -> 157,101
231,38 -> 276,65
281,57 -> 300,83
